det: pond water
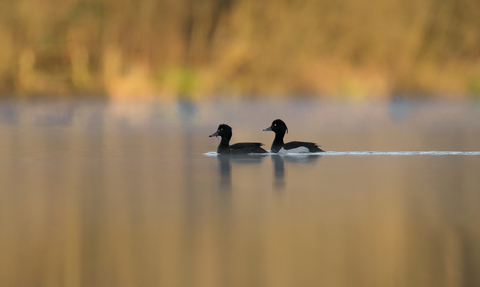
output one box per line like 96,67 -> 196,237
1,98 -> 480,287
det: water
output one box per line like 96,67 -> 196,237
1,99 -> 480,287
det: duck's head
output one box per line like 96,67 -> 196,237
263,119 -> 288,134
209,124 -> 232,138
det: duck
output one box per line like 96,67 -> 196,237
263,119 -> 324,153
209,124 -> 267,154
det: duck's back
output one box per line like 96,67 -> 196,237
229,142 -> 267,154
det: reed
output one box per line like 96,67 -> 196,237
0,0 -> 479,98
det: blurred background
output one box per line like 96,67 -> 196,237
2,1 -> 480,287
0,0 -> 480,99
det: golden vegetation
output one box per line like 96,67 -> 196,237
0,0 -> 479,98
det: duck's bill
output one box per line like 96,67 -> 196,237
263,126 -> 272,131
209,131 -> 219,137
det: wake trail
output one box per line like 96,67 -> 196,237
204,151 -> 480,156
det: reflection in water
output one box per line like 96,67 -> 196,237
272,155 -> 285,190
271,154 -> 321,190
217,155 -> 266,191
389,97 -> 412,122
218,155 -> 232,190
178,98 -> 199,287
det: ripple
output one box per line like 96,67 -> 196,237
321,151 -> 480,156
204,151 -> 480,156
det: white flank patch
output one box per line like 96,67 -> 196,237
278,146 -> 310,154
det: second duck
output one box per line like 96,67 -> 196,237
263,119 -> 324,153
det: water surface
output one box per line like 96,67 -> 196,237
1,99 -> 480,287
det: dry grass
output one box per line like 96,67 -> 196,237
0,0 -> 479,98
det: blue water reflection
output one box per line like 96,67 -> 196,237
388,97 -> 412,121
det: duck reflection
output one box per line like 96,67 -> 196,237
217,154 -> 266,191
271,154 -> 321,190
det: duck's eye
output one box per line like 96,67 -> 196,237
220,128 -> 223,131
274,124 -> 276,126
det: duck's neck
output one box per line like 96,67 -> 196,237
274,131 -> 285,144
217,135 -> 231,153
271,131 -> 285,152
